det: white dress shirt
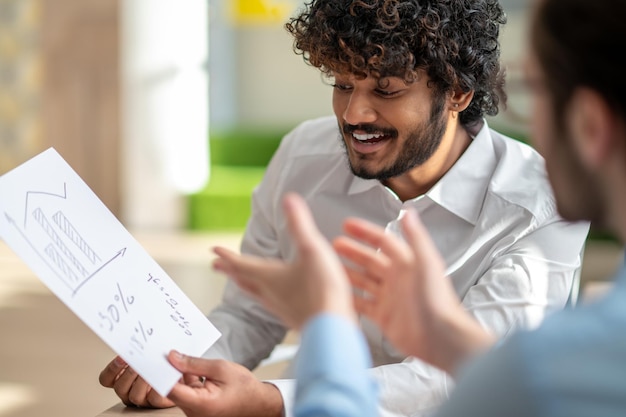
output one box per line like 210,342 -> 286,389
204,115 -> 590,417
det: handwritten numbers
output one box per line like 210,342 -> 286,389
129,321 -> 154,355
98,282 -> 135,331
97,282 -> 155,357
147,273 -> 193,336
114,282 -> 134,311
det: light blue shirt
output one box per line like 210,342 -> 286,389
293,261 -> 626,417
294,313 -> 378,417
436,259 -> 626,417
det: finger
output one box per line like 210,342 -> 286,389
182,373 -> 205,387
212,247 -> 242,283
333,235 -> 391,279
212,256 -> 237,277
98,356 -> 127,388
212,246 -> 241,276
166,351 -> 214,409
212,245 -> 238,260
146,387 -> 176,408
170,378 -> 222,413
342,217 -> 392,249
353,294 -> 378,319
345,265 -> 380,296
167,382 -> 202,410
228,262 -> 287,302
215,257 -> 263,296
343,217 -> 413,264
213,246 -> 284,281
213,247 -> 285,296
127,377 -> 152,408
168,351 -> 228,381
112,365 -> 141,406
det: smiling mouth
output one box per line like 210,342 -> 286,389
342,124 -> 397,153
351,132 -> 391,144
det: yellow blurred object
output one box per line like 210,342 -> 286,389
229,0 -> 295,26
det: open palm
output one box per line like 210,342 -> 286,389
213,193 -> 356,330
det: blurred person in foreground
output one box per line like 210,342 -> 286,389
167,0 -> 626,416
99,1 -> 589,416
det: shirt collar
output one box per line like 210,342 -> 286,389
347,175 -> 380,195
426,120 -> 496,225
346,120 -> 497,225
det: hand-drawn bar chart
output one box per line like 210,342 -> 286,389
5,182 -> 126,296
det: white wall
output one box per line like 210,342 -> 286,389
121,0 -> 209,230
234,27 -> 332,127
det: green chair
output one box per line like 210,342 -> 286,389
187,128 -> 287,231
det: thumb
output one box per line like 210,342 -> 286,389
168,350 -> 212,376
167,350 -> 234,383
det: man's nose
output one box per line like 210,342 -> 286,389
342,91 -> 377,126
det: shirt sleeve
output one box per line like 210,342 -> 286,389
292,313 -> 379,417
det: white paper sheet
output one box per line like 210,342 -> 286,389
0,148 -> 221,396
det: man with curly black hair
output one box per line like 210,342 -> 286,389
99,1 -> 589,416
167,0 -> 626,416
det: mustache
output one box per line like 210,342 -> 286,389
342,123 -> 398,138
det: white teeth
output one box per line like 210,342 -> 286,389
352,132 -> 384,141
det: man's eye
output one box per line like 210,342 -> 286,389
375,89 -> 399,97
332,84 -> 352,92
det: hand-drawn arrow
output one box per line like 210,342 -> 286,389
72,247 -> 127,296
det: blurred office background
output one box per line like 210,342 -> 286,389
0,0 -> 531,232
1,1 -> 621,417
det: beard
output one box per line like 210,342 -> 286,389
338,96 -> 448,181
545,128 -> 604,227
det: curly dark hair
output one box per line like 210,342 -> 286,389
286,0 -> 507,126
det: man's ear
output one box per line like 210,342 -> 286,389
566,88 -> 616,170
449,90 -> 474,112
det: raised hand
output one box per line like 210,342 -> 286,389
212,192 -> 356,330
334,208 -> 494,374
